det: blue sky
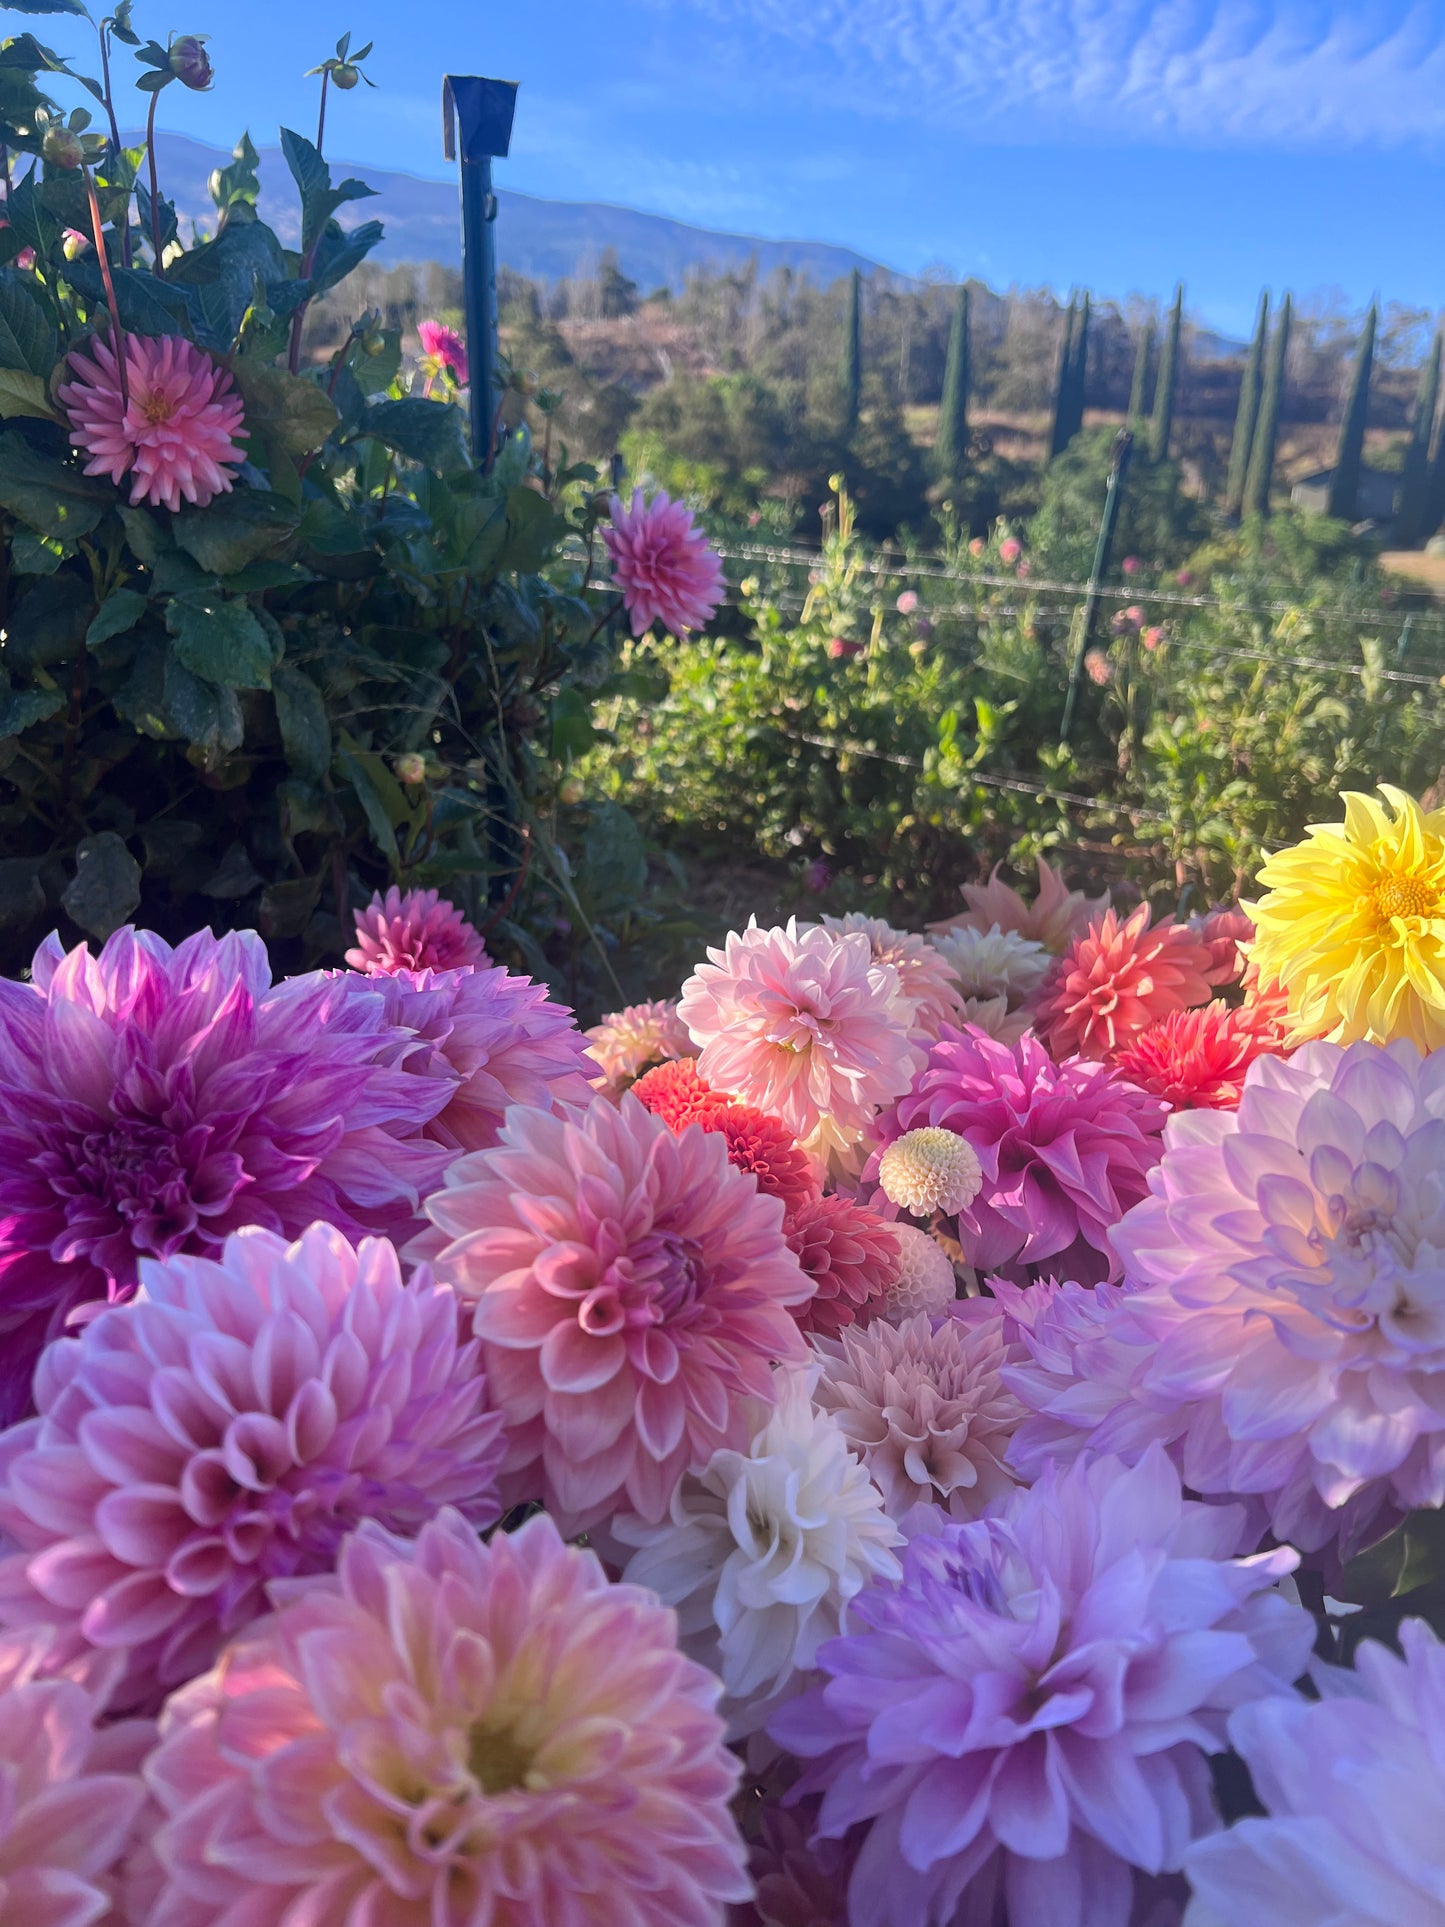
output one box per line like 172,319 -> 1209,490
22,0 -> 1445,334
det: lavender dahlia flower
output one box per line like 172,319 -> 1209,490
0,929 -> 453,1422
773,1449 -> 1311,1927
0,1225 -> 506,1714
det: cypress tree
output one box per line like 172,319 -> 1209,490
1150,283 -> 1183,463
1326,303 -> 1377,523
1244,292 -> 1292,518
1127,321 -> 1155,423
1048,296 -> 1078,459
1067,292 -> 1091,443
935,281 -> 971,485
1396,331 -> 1441,545
1225,291 -> 1269,518
841,268 -> 862,436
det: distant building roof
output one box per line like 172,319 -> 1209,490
1290,465 -> 1397,522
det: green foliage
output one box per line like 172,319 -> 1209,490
1029,426 -> 1205,582
1326,302 -> 1376,523
1244,292 -> 1292,518
1126,321 -> 1153,423
1225,291 -> 1268,519
1149,284 -> 1183,464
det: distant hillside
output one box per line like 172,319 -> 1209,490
141,130 -> 886,289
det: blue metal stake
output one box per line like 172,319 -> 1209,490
443,76 -> 519,466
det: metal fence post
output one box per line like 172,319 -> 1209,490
443,76 -> 518,467
1060,428 -> 1134,745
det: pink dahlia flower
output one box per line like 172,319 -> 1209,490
0,928 -> 453,1424
784,1194 -> 900,1336
772,1448 -> 1313,1927
679,920 -> 923,1162
142,1509 -> 750,1927
422,1093 -> 811,1529
0,1628 -> 149,1926
58,330 -> 247,512
362,963 -> 593,1153
875,1025 -> 1167,1285
584,997 -> 697,1088
1034,904 -> 1214,1061
346,884 -> 487,975
998,535 -> 1023,564
603,487 -> 725,636
819,912 -> 966,1040
0,1224 -> 506,1714
1104,1039 -> 1445,1557
417,317 -> 469,385
1183,1619 -> 1445,1927
1112,999 -> 1289,1111
1190,905 -> 1255,987
928,857 -> 1109,955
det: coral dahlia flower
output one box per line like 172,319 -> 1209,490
422,1093 -> 811,1530
58,330 -> 247,512
1250,784 -> 1445,1050
1112,998 -> 1289,1110
928,857 -> 1108,954
784,1194 -> 900,1336
0,1225 -> 506,1714
142,1509 -> 751,1927
633,1058 -> 821,1212
603,487 -> 725,635
585,997 -> 697,1089
1033,903 -> 1214,1061
346,884 -> 487,975
0,928 -> 452,1424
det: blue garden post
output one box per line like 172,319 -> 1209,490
442,76 -> 518,466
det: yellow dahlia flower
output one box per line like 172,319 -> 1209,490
1249,785 -> 1445,1049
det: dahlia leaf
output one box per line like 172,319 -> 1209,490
172,490 -> 300,576
0,431 -> 107,540
229,360 -> 339,458
0,269 -> 55,376
85,588 -> 148,650
0,0 -> 87,14
60,832 -> 142,940
0,684 -> 62,737
303,218 -> 384,300
167,590 -> 280,691
61,261 -> 192,339
278,126 -> 377,258
356,397 -> 469,476
0,366 -> 57,421
168,218 -> 287,339
272,662 -> 330,782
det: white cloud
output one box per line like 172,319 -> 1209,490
645,0 -> 1445,149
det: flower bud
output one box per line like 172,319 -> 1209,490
393,752 -> 426,787
42,126 -> 84,171
332,62 -> 361,90
168,35 -> 213,91
559,776 -> 585,806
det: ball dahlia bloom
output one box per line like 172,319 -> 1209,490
812,1303 -> 1026,1523
679,920 -> 923,1165
422,1093 -> 811,1530
0,928 -> 453,1424
876,1025 -> 1167,1285
346,885 -> 487,975
772,1448 -> 1313,1927
584,997 -> 697,1088
0,1628 -> 149,1926
928,858 -> 1108,955
633,1057 -> 821,1212
614,1371 -> 901,1733
878,1125 -> 984,1217
142,1509 -> 750,1927
417,317 -> 469,385
883,1225 -> 959,1318
1249,784 -> 1445,1050
0,1225 -> 506,1714
1111,999 -> 1290,1111
1033,904 -> 1214,1061
603,487 -> 725,635
784,1194 -> 901,1336
818,912 -> 965,1040
362,963 -> 593,1153
1183,1619 -> 1445,1927
58,330 -> 247,512
1105,1039 -> 1445,1556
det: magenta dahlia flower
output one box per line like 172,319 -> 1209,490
417,317 -> 469,385
603,486 -> 725,635
772,1448 -> 1313,1927
363,962 -> 593,1153
142,1509 -> 750,1927
0,1627 -> 149,1924
875,1025 -> 1167,1285
57,330 -> 247,512
0,928 -> 454,1423
346,884 -> 487,974
0,1224 -> 506,1714
423,1092 -> 811,1530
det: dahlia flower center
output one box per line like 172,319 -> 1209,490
138,387 -> 177,427
467,1722 -> 538,1795
1371,871 -> 1440,925
53,1114 -> 212,1257
598,1229 -> 707,1329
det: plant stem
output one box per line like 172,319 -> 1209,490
95,21 -> 132,269
82,163 -> 128,410
315,68 -> 330,159
144,88 -> 163,277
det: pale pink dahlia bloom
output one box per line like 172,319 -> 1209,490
585,997 -> 698,1088
1183,1619 -> 1445,1927
811,1303 -> 1027,1523
0,1628 -> 149,1927
1034,904 -> 1214,1062
362,963 -> 593,1152
772,1448 -> 1313,1927
58,330 -> 247,512
0,1225 -> 505,1715
0,928 -> 453,1425
874,1026 -> 1167,1285
882,1225 -> 959,1319
604,487 -> 725,635
1102,1039 -> 1445,1557
679,920 -> 923,1164
1189,906 -> 1256,988
346,884 -> 487,975
928,858 -> 1108,955
422,1093 -> 811,1530
818,913 -> 966,1040
142,1509 -> 750,1927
